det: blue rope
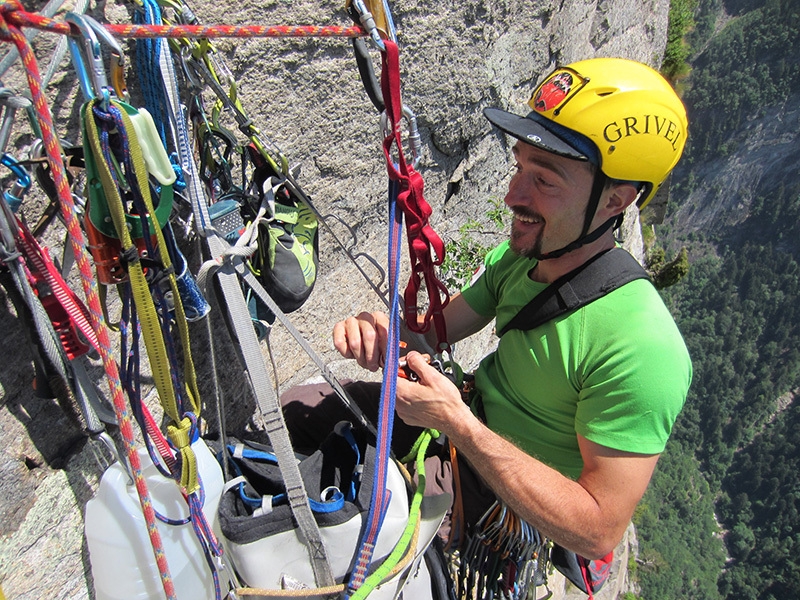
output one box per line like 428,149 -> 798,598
134,0 -> 169,146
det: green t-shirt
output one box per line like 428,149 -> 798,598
461,242 -> 691,480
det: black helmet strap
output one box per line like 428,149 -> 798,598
538,170 -> 614,260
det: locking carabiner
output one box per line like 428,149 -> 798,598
65,13 -> 127,106
1,153 -> 32,213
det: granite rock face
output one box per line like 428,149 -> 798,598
0,0 -> 666,597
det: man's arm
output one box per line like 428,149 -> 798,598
395,351 -> 659,559
332,292 -> 492,371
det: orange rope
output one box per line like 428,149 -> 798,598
0,1 -> 178,597
0,1 -> 365,40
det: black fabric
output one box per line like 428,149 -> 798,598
550,545 -> 613,595
499,247 -> 650,336
424,537 -> 458,600
215,425 -> 385,545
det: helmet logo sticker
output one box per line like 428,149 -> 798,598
603,115 -> 684,152
532,71 -> 573,112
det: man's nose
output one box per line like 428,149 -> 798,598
505,176 -> 529,206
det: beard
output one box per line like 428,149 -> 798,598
509,211 -> 546,260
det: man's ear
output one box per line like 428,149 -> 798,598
600,182 -> 640,219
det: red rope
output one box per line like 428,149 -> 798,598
106,23 -> 365,39
0,2 -> 177,598
0,1 -> 365,40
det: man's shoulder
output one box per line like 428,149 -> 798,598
584,279 -> 690,362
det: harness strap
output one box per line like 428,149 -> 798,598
499,247 -> 650,336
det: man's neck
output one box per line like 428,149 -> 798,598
529,236 -> 617,283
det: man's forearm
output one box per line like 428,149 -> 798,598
394,352 -> 651,559
447,414 -> 620,558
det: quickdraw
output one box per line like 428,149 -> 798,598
456,502 -> 551,600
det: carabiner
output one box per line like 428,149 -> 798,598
348,0 -> 386,51
0,88 -> 31,156
109,48 -> 129,103
1,153 -> 32,213
65,13 -> 126,105
381,104 -> 422,169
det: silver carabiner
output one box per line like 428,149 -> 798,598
380,104 -> 422,169
349,0 -> 386,51
65,13 -> 125,105
0,88 -> 31,156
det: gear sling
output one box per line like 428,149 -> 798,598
457,246 -> 650,599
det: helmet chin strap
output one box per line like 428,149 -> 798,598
538,170 -> 618,260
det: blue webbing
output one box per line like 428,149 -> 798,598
346,178 -> 403,596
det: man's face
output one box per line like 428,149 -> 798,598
504,142 -> 595,260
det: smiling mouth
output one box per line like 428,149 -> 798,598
513,211 -> 543,225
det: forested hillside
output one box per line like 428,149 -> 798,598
634,0 -> 800,598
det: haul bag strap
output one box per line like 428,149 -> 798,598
499,247 -> 650,337
162,56 -> 337,585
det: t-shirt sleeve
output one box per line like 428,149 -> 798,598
460,242 -> 510,317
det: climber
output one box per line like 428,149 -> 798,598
329,57 -> 692,563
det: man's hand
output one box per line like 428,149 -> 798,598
332,311 -> 390,372
395,351 -> 475,432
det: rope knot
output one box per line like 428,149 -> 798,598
0,0 -> 21,41
167,414 -> 200,494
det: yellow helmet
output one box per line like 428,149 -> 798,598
484,57 -> 688,209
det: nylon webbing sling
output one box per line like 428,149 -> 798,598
83,97 -> 205,490
379,43 -> 450,352
499,247 -> 650,336
347,38 -> 433,597
159,34 -> 337,588
15,212 -> 100,354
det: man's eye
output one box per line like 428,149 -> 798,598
537,176 -> 555,187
